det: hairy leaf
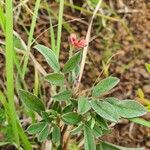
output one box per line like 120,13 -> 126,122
84,125 -> 96,150
34,44 -> 60,71
106,98 -> 147,118
45,73 -> 65,86
90,100 -> 119,122
61,112 -> 81,125
27,122 -> 46,135
63,52 -> 81,73
19,90 -> 45,113
53,90 -> 71,101
38,124 -> 49,142
78,97 -> 91,114
92,76 -> 120,97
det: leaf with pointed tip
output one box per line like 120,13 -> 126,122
71,124 -> 83,135
78,97 -> 91,114
45,73 -> 65,86
96,115 -> 108,130
61,112 -> 81,125
92,76 -> 120,97
90,100 -> 119,122
52,125 -> 60,144
34,44 -> 60,72
38,124 -> 49,142
53,90 -> 71,101
19,90 -> 45,114
27,122 -> 47,135
84,125 -> 96,150
106,97 -> 147,118
63,52 -> 81,73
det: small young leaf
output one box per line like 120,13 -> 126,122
92,125 -> 103,138
90,100 -> 119,122
92,76 -> 120,97
145,63 -> 150,73
53,90 -> 71,101
41,111 -> 51,122
96,115 -> 108,130
63,52 -> 81,73
71,124 -> 83,135
84,125 -> 96,150
106,98 -> 147,118
38,124 -> 49,142
45,73 -> 65,86
34,44 -> 60,72
19,90 -> 45,113
62,104 -> 73,113
27,122 -> 47,135
52,125 -> 60,144
61,112 -> 81,125
78,97 -> 91,114
52,101 -> 62,113
97,141 -> 144,150
86,120 -> 109,138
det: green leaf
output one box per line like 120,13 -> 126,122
61,112 -> 81,125
52,125 -> 60,144
84,125 -> 96,150
97,141 -> 144,150
78,97 -> 91,114
145,63 -> 150,73
19,90 -> 45,113
0,6 -> 6,32
27,122 -> 47,135
90,100 -> 119,122
63,52 -> 81,73
96,115 -> 108,130
38,124 -> 49,142
92,125 -> 103,138
45,73 -> 65,86
106,98 -> 147,118
71,124 -> 83,135
53,90 -> 71,101
86,120 -> 109,138
62,104 -> 73,113
129,118 -> 150,128
34,44 -> 60,72
92,76 -> 120,97
41,111 -> 51,122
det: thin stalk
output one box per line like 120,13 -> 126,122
64,1 -> 119,22
0,4 -> 5,31
22,0 -> 41,79
5,0 -> 20,147
45,3 -> 56,52
56,0 -> 64,58
33,67 -> 39,96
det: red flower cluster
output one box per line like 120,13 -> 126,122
69,33 -> 87,49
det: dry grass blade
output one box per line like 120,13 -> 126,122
76,0 -> 103,92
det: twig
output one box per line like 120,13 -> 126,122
75,0 -> 103,92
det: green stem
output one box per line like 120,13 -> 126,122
22,0 -> 41,79
5,0 -> 20,147
56,0 -> 64,58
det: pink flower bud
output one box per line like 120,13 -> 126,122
69,33 -> 87,49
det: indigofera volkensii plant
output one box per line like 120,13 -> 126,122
19,34 -> 147,150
